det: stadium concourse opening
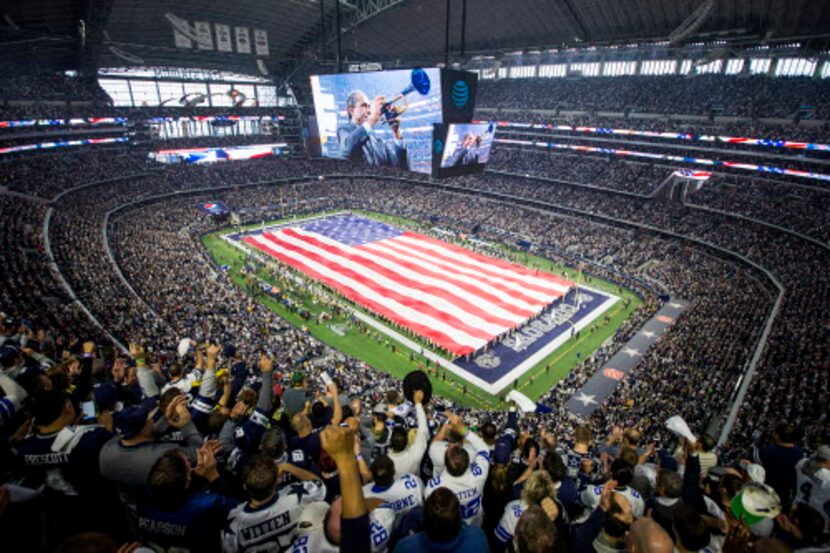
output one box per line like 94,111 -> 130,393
226,212 -> 620,395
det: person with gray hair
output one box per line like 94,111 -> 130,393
337,89 -> 407,169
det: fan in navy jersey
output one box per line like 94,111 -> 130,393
222,454 -> 326,552
14,388 -> 115,544
566,425 -> 601,491
219,353 -> 276,473
137,443 -> 238,553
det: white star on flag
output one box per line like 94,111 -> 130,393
574,392 -> 597,407
622,347 -> 641,357
641,330 -> 656,338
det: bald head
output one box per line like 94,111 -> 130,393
291,413 -> 312,435
628,517 -> 673,553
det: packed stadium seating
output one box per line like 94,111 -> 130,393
2,8 -> 830,550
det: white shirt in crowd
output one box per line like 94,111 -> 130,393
222,480 -> 326,553
388,404 -> 428,478
425,431 -> 491,527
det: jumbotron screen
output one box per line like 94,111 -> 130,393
440,122 -> 495,169
310,68 -> 442,174
431,122 -> 495,177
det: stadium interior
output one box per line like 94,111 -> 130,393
0,1 -> 829,552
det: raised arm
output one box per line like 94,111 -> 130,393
256,353 -> 274,413
322,425 -> 370,553
131,343 -> 159,398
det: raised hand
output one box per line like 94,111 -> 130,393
128,343 -> 145,361
321,424 -> 357,463
258,352 -> 274,373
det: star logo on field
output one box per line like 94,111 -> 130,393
641,330 -> 656,338
574,392 -> 597,407
669,302 -> 682,309
622,347 -> 641,357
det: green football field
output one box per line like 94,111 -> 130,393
202,210 -> 642,409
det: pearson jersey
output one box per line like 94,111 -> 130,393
290,505 -> 396,553
222,480 -> 326,553
794,458 -> 830,527
363,473 -> 424,519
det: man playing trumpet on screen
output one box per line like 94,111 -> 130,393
338,90 -> 407,169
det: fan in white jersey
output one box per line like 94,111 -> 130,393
290,499 -> 396,553
579,459 -> 645,521
794,446 -> 830,530
364,455 -> 424,525
387,392 -> 428,479
425,416 -> 490,527
222,455 -> 326,553
428,419 -> 480,477
494,470 -> 559,545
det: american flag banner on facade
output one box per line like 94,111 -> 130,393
243,214 -> 573,355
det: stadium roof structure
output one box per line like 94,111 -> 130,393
1,0 -> 829,75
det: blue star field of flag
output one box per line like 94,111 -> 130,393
300,214 -> 404,247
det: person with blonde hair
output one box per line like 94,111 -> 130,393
494,470 -> 559,548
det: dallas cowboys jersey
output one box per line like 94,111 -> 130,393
795,458 -> 830,526
580,484 -> 645,519
363,473 -> 424,519
14,424 -> 112,496
564,447 -> 600,488
494,499 -> 526,544
290,505 -> 396,553
425,433 -> 490,527
222,480 -> 326,553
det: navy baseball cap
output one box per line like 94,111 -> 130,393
93,382 -> 119,412
494,440 -> 513,465
113,398 -> 158,438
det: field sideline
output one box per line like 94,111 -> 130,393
202,210 -> 642,409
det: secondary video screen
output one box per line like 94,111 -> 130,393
310,68 -> 442,174
439,122 -> 495,169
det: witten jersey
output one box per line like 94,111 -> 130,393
425,458 -> 489,527
494,499 -> 526,544
795,459 -> 830,527
222,480 -> 326,553
581,485 -> 645,519
290,506 -> 396,553
363,473 -> 424,518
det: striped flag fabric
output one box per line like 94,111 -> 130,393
243,215 -> 573,355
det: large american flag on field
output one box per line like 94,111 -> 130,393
243,214 -> 573,355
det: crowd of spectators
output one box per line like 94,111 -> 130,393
477,75 -> 830,119
1,134 -> 828,551
475,110 -> 830,146
0,72 -> 111,105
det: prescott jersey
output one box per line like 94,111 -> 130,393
222,480 -> 327,553
14,424 -> 112,496
794,458 -> 830,527
290,505 -> 396,553
494,499 -> 527,544
580,484 -> 645,519
363,472 -> 424,519
425,432 -> 491,527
